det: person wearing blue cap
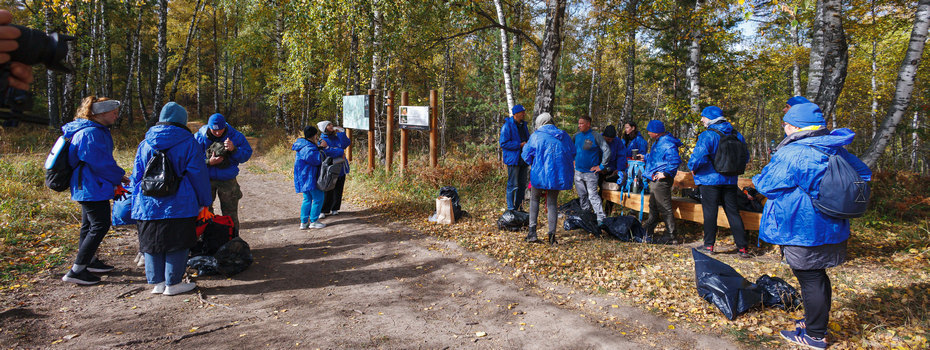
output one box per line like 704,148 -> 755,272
194,113 -> 253,234
641,119 -> 682,242
499,104 -> 530,211
688,106 -> 750,258
753,102 -> 871,349
784,95 -> 810,112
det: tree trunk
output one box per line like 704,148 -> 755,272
150,0 -> 168,124
870,1 -> 878,139
686,0 -> 702,115
912,111 -> 920,171
212,6 -> 219,112
100,0 -> 112,97
273,1 -> 288,131
45,2 -> 60,128
622,26 -> 636,125
135,37 -> 148,119
791,15 -> 801,96
493,0 -> 514,113
512,3 -> 523,103
587,33 -> 600,119
168,0 -> 205,101
531,0 -> 567,117
862,0 -> 930,168
370,0 -> 384,160
806,0 -> 848,120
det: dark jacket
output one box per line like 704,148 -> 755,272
62,119 -> 126,202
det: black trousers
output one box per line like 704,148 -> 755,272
643,177 -> 676,236
699,185 -> 748,248
75,200 -> 111,265
322,175 -> 346,213
792,268 -> 831,338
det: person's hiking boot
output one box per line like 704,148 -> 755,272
299,222 -> 309,230
163,282 -> 197,296
151,282 -> 166,294
87,258 -> 114,273
548,232 -> 558,246
699,244 -> 715,254
329,210 -> 339,216
737,247 -> 751,259
62,269 -> 100,285
309,222 -> 326,229
780,328 -> 827,349
525,226 -> 539,243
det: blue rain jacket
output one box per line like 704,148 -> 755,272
643,134 -> 682,180
752,128 -> 872,247
622,134 -> 648,158
293,138 -> 323,193
131,124 -> 212,220
521,124 -> 575,191
321,131 -> 350,176
606,137 -> 629,172
62,119 -> 126,202
499,117 -> 529,166
194,125 -> 253,181
687,121 -> 748,186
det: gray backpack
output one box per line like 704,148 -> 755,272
317,156 -> 346,191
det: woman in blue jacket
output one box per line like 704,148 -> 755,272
317,120 -> 351,216
293,126 -> 325,229
753,103 -> 870,349
621,121 -> 649,158
521,113 -> 575,245
60,96 -> 129,285
131,102 -> 212,296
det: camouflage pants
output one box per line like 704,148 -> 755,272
210,178 -> 243,234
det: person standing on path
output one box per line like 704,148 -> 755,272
131,102 -> 212,296
753,103 -> 871,349
318,120 -> 351,216
194,113 -> 253,234
60,96 -> 130,285
688,106 -> 750,258
641,120 -> 682,243
521,113 -> 575,245
573,115 -> 611,227
293,126 -> 326,229
499,104 -> 530,211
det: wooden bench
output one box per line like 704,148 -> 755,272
601,172 -> 763,231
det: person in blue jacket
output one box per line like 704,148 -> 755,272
132,102 -> 212,296
599,125 -> 627,215
293,125 -> 326,229
60,96 -> 130,285
317,120 -> 351,216
521,113 -> 575,245
499,104 -> 530,211
688,106 -> 750,258
573,115 -> 611,225
753,103 -> 870,350
194,113 -> 252,234
641,120 -> 682,242
621,121 -> 648,158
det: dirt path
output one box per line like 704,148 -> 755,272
0,170 -> 740,349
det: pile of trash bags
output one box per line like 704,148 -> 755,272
188,237 -> 253,277
693,248 -> 801,319
497,209 -> 529,231
557,199 -> 601,237
600,215 -> 648,243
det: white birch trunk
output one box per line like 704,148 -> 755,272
493,0 -> 514,113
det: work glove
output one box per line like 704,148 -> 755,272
113,186 -> 130,201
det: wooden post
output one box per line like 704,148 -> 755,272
400,91 -> 409,173
386,90 -> 394,173
367,89 -> 376,172
429,89 -> 438,168
345,92 -> 352,162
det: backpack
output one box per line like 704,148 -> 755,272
623,159 -> 649,194
317,156 -> 345,192
140,149 -> 181,197
709,128 -> 749,176
44,136 -> 77,192
807,146 -> 870,219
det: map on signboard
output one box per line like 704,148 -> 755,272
399,106 -> 430,130
342,95 -> 370,130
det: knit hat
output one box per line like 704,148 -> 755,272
317,120 -> 332,133
701,106 -> 723,119
208,113 -> 227,130
602,125 -> 617,138
512,104 -> 526,115
535,113 -> 553,129
646,120 -> 665,133
91,100 -> 121,115
158,102 -> 188,124
303,125 -> 318,140
786,96 -> 811,106
783,103 -> 826,128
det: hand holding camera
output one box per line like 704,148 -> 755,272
0,9 -> 73,93
0,10 -> 33,90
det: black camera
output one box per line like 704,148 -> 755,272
0,25 -> 74,125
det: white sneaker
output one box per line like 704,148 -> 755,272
330,210 -> 339,216
309,222 -> 326,229
136,252 -> 145,267
318,213 -> 325,219
299,222 -> 309,230
163,282 -> 197,296
151,282 -> 166,294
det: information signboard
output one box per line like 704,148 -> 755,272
342,95 -> 370,130
399,106 -> 430,130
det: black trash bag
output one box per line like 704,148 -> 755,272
497,210 -> 529,231
214,237 -> 253,277
602,216 -> 646,242
756,275 -> 802,310
557,198 -> 600,237
693,248 -> 762,320
683,188 -> 702,202
737,187 -> 764,213
439,186 -> 467,220
187,255 -> 219,276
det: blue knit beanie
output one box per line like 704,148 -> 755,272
646,120 -> 665,133
701,106 -> 723,119
783,103 -> 826,128
787,96 -> 810,106
512,104 -> 525,115
158,102 -> 188,124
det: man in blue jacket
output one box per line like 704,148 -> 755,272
318,120 -> 351,216
194,113 -> 253,234
600,125 -> 628,215
753,103 -> 870,350
641,120 -> 682,242
499,104 -> 530,211
521,113 -> 575,245
688,106 -> 750,258
573,115 -> 611,226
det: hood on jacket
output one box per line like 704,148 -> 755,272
792,128 -> 856,150
62,119 -> 103,138
145,124 -> 193,151
535,124 -> 568,142
707,120 -> 734,134
292,137 -> 317,151
659,133 -> 683,147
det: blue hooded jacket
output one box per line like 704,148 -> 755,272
499,117 -> 529,166
321,131 -> 350,176
131,124 -> 212,220
622,134 -> 648,158
194,125 -> 253,181
643,134 -> 682,180
752,128 -> 871,246
521,124 -> 575,191
687,121 -> 748,186
293,138 -> 323,193
62,119 -> 126,202
605,137 -> 629,172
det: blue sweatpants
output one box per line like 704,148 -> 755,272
301,189 -> 325,223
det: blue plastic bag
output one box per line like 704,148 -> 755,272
111,196 -> 135,226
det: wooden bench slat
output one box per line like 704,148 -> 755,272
602,190 -> 762,231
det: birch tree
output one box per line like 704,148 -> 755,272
806,0 -> 848,120
532,0 -> 567,117
150,0 -> 168,125
493,0 -> 515,112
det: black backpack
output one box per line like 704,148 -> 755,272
140,148 -> 181,197
317,156 -> 345,192
807,146 -> 870,219
44,136 -> 78,192
710,128 -> 749,176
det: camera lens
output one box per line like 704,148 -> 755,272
8,25 -> 74,73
